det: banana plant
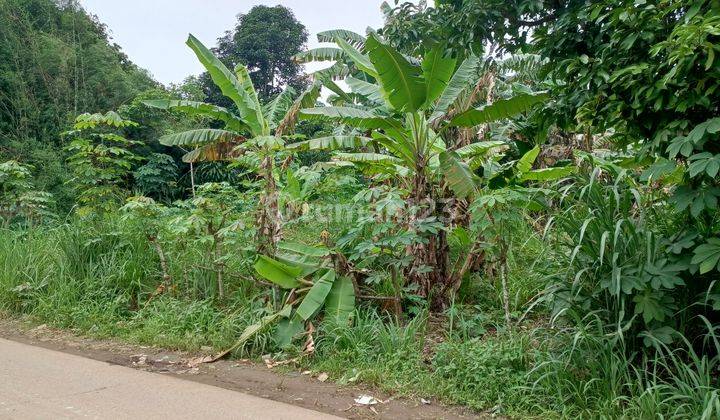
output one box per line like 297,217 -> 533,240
293,29 -> 372,104
218,241 -> 356,353
144,34 -> 321,255
292,32 -> 548,309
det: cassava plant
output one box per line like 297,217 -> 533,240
64,112 -> 142,216
469,145 -> 574,326
168,182 -> 245,301
0,160 -> 54,228
133,153 -> 179,202
120,196 -> 174,297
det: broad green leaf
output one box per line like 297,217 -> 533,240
264,87 -> 296,129
142,100 -> 246,131
673,186 -> 720,217
317,29 -> 365,47
334,152 -> 401,164
234,63 -> 267,133
450,93 -> 549,127
633,292 -> 669,324
300,107 -> 402,130
325,276 -> 356,325
641,159 -> 680,183
365,34 -> 426,112
159,129 -> 239,147
296,270 -> 336,320
312,61 -> 351,81
691,238 -> 720,274
431,54 -> 480,121
516,146 -> 540,174
227,305 -> 291,354
422,45 -> 457,107
520,166 -> 575,181
293,47 -> 345,63
371,131 -> 416,167
688,152 -> 720,179
639,326 -> 676,348
295,82 -> 324,109
254,255 -> 303,289
286,135 -> 372,151
186,34 -> 265,135
274,253 -> 322,277
644,261 -> 685,290
315,74 -> 354,102
277,241 -> 330,257
335,37 -> 377,77
455,141 -> 508,158
275,315 -> 305,348
346,77 -> 384,104
439,151 -> 480,199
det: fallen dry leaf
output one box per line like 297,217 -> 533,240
354,395 -> 379,406
317,372 -> 329,382
186,355 -> 213,368
130,354 -> 148,366
303,322 -> 316,354
263,356 -> 300,369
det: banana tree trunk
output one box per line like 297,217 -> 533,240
440,72 -> 497,292
404,166 -> 451,311
256,154 -> 282,256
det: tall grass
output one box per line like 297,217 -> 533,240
1,212 -> 717,418
0,220 -> 270,352
526,312 -> 720,418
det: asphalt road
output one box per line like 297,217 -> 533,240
0,338 -> 343,419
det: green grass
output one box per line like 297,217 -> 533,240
1,217 -> 717,419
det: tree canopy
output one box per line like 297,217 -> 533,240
201,5 -> 309,103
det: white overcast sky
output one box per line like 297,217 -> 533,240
78,1 -> 418,85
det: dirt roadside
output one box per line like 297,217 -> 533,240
0,317 -> 483,420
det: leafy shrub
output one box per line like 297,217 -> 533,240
133,153 -> 179,201
0,160 -> 54,227
549,168 -> 719,350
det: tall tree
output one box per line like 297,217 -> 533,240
0,0 -> 156,209
202,5 -> 309,103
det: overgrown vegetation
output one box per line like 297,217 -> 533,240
1,0 -> 719,418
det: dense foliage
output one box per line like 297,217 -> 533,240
1,1 -> 719,418
0,0 -> 156,206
